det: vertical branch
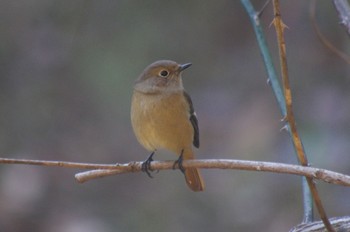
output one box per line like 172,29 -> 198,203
240,0 -> 286,116
272,1 -> 334,231
272,1 -> 307,165
240,0 -> 313,224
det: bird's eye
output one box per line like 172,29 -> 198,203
159,70 -> 169,77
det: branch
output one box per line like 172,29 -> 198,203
290,216 -> 350,232
0,157 -> 118,169
240,0 -> 286,116
272,1 -> 334,231
1,157 -> 349,186
74,159 -> 350,185
272,0 -> 307,166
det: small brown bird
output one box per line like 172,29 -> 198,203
131,60 -> 205,192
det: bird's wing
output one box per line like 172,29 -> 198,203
183,91 -> 199,148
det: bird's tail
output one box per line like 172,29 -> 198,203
183,149 -> 205,192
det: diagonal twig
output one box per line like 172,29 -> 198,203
272,1 -> 335,231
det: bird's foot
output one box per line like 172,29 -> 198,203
142,152 -> 156,178
173,150 -> 185,174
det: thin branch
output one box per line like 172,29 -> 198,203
272,1 -> 334,231
0,157 -> 119,169
74,159 -> 350,185
0,157 -> 349,186
272,0 -> 308,165
240,0 -> 286,116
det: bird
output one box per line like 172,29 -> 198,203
130,60 -> 205,192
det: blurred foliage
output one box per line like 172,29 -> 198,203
0,0 -> 350,231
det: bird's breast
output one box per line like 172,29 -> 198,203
131,91 -> 193,154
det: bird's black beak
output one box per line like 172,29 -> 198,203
178,63 -> 192,72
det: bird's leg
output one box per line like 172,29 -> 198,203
142,151 -> 155,178
173,149 -> 185,174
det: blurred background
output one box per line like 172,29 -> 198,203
0,0 -> 349,231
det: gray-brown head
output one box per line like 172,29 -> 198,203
134,60 -> 192,94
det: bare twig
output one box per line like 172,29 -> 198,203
0,157 -> 118,169
74,159 -> 350,185
272,1 -> 335,231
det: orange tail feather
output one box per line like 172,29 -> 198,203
184,168 -> 205,192
183,149 -> 205,192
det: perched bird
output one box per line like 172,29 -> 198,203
131,60 -> 205,192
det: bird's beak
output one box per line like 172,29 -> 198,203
178,63 -> 192,72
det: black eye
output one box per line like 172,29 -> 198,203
159,70 -> 169,77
